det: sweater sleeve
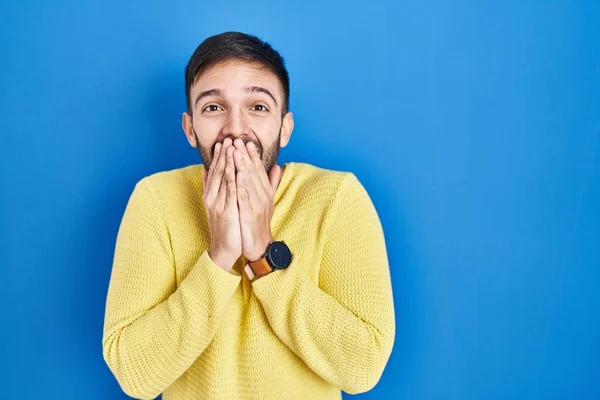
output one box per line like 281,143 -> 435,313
102,178 -> 241,399
251,173 -> 396,394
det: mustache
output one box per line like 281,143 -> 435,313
214,137 -> 263,156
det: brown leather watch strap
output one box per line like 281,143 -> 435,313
248,257 -> 273,279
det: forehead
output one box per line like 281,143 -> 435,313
191,60 -> 284,101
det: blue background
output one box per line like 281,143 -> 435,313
2,1 -> 599,399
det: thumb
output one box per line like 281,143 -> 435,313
268,164 -> 282,194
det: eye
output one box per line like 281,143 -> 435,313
252,104 -> 269,112
203,104 -> 223,113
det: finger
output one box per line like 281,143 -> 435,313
246,141 -> 272,195
207,142 -> 225,200
234,148 -> 262,209
234,142 -> 262,191
206,138 -> 232,189
268,163 -> 282,194
215,145 -> 233,209
204,142 -> 220,189
236,171 -> 252,213
224,145 -> 237,209
232,140 -> 265,201
206,140 -> 229,201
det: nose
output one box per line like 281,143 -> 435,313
222,108 -> 251,141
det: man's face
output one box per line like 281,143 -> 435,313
182,60 -> 293,174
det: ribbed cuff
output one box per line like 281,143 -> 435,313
252,258 -> 307,307
182,250 -> 242,309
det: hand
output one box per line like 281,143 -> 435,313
202,138 -> 242,271
232,138 -> 283,262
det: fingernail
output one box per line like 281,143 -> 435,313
247,142 -> 255,150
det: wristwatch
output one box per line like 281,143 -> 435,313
246,240 -> 292,281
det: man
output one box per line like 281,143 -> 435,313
102,31 -> 395,400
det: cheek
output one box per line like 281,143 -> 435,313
249,117 -> 279,137
194,119 -> 221,144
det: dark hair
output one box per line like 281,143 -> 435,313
185,31 -> 290,116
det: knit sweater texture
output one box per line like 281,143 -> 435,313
102,161 -> 395,399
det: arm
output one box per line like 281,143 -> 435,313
251,173 -> 396,394
102,178 -> 241,399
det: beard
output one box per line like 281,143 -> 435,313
193,125 -> 282,176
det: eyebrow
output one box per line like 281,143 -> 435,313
194,88 -> 222,108
194,86 -> 278,108
245,86 -> 278,107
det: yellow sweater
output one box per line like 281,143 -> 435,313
102,161 -> 395,400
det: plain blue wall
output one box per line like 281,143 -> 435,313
2,1 -> 599,399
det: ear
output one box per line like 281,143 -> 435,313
182,112 -> 197,148
279,112 -> 294,148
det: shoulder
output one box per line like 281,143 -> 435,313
132,164 -> 204,207
291,161 -> 355,189
291,162 -> 363,199
138,164 -> 203,190
292,163 -> 379,238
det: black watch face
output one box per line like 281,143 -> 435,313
267,241 -> 292,270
